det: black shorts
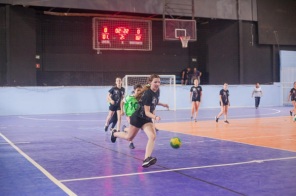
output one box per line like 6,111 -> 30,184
220,101 -> 229,106
109,105 -> 121,111
130,114 -> 152,128
192,98 -> 200,102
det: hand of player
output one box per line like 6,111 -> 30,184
155,116 -> 161,122
164,104 -> 169,110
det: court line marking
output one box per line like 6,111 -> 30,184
16,108 -> 283,122
161,108 -> 282,122
0,133 -> 77,196
60,156 -> 296,183
0,141 -> 31,145
17,116 -> 100,122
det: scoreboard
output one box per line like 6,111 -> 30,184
93,17 -> 152,51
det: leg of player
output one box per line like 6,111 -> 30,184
104,111 -> 115,131
293,100 -> 296,116
255,97 -> 260,108
215,102 -> 223,122
112,125 -> 139,143
191,102 -> 195,120
116,110 -> 122,131
122,116 -> 135,149
142,122 -> 157,168
109,113 -> 118,131
224,105 -> 229,123
194,101 -> 200,122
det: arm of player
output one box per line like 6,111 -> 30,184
144,105 -> 160,121
107,93 -> 114,105
219,94 -> 222,105
158,102 -> 169,110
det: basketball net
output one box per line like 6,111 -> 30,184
180,36 -> 190,48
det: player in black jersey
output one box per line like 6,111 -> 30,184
111,74 -> 168,168
104,77 -> 125,132
215,83 -> 230,124
190,78 -> 202,122
288,81 -> 296,116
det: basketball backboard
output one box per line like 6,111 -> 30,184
163,19 -> 196,41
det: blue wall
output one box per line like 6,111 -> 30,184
0,83 -> 281,116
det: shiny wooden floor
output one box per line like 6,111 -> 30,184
157,116 -> 296,152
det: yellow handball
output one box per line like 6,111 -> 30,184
170,137 -> 182,149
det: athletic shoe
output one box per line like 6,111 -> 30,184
290,111 -> 293,116
142,157 -> 157,168
224,120 -> 229,124
104,125 -> 108,132
129,142 -> 135,149
121,125 -> 127,132
191,116 -> 193,120
215,116 -> 219,123
111,129 -> 117,143
194,119 -> 197,122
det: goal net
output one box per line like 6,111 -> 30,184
122,75 -> 176,111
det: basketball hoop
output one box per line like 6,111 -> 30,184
180,36 -> 190,48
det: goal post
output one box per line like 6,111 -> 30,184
122,75 -> 176,111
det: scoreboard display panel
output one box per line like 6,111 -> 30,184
93,17 -> 152,51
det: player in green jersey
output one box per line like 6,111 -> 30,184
122,84 -> 143,149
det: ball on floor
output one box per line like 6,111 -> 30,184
170,137 -> 182,149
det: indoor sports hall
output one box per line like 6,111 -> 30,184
1,0 -> 296,196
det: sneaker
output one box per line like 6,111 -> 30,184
111,129 -> 117,143
121,125 -> 127,132
224,120 -> 229,124
194,119 -> 197,122
129,142 -> 135,149
215,116 -> 219,123
290,111 -> 293,116
190,116 -> 193,120
142,156 -> 157,168
104,125 -> 108,132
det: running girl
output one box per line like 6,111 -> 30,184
104,77 -> 125,132
122,84 -> 143,149
111,74 -> 168,168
